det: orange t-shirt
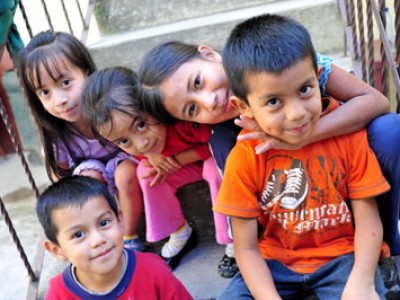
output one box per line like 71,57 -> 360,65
214,128 -> 390,274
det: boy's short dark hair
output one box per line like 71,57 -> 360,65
36,176 -> 119,245
223,14 -> 318,104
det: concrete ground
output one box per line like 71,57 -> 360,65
0,154 -> 230,300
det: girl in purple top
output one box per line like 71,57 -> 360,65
17,30 -> 145,251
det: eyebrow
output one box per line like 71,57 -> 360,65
181,74 -> 193,117
260,76 -> 316,99
34,72 -> 67,91
110,119 -> 135,143
64,210 -> 113,235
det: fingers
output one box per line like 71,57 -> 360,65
158,162 -> 179,173
254,140 -> 279,154
166,156 -> 181,169
234,115 -> 260,131
237,131 -> 267,141
150,174 -> 166,187
141,167 -> 157,179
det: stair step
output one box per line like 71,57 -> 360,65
95,0 -> 276,33
89,0 -> 344,71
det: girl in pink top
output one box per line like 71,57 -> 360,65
82,66 -> 227,269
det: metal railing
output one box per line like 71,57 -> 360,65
17,0 -> 96,44
0,1 -> 96,299
338,0 -> 400,112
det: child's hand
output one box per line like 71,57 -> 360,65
235,115 -> 306,154
146,153 -> 181,174
341,275 -> 380,300
141,154 -> 181,186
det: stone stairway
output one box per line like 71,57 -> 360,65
89,0 -> 344,71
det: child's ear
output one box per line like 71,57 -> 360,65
230,96 -> 254,119
197,45 -> 222,63
44,239 -> 68,262
118,210 -> 124,233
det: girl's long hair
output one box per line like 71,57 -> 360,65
16,30 -> 97,180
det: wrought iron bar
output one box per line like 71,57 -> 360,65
0,195 -> 36,281
366,0 -> 375,86
80,0 -> 96,44
18,0 -> 33,38
60,0 -> 74,35
40,0 -> 53,30
349,0 -> 360,61
0,96 -> 40,197
75,0 -> 85,26
357,0 -> 368,82
379,0 -> 389,97
395,1 -> 400,63
371,0 -> 400,101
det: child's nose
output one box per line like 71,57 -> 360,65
55,92 -> 68,107
90,230 -> 106,247
135,136 -> 149,152
286,99 -> 306,121
197,92 -> 217,111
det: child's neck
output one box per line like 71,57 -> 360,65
74,250 -> 126,293
70,119 -> 95,139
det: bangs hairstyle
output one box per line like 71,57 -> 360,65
16,30 -> 97,179
139,41 -> 201,86
138,41 -> 205,124
139,86 -> 178,125
82,66 -> 148,140
18,30 -> 96,97
36,176 -> 119,245
223,14 -> 318,103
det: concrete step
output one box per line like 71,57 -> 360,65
95,0 -> 276,33
89,0 -> 344,71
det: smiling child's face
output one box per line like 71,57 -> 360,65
44,196 -> 125,291
99,110 -> 167,156
159,46 -> 239,125
231,56 -> 322,146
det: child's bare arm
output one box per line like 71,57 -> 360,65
145,153 -> 181,173
310,65 -> 389,143
232,217 -> 281,300
140,153 -> 181,186
342,197 -> 383,300
173,148 -> 202,166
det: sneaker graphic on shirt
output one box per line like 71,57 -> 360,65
280,159 -> 309,210
260,169 -> 286,210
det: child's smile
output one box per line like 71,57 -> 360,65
50,196 -> 125,291
241,56 -> 321,146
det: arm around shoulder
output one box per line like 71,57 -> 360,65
310,65 -> 390,144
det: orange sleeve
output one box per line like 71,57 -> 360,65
213,139 -> 263,218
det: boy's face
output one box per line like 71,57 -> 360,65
99,110 -> 168,156
44,196 -> 125,286
231,56 -> 321,146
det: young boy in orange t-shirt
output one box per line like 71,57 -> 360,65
214,14 -> 390,299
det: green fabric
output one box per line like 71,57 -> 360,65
0,0 -> 24,57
